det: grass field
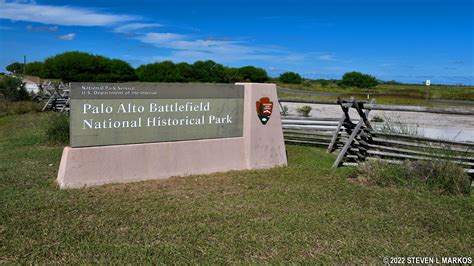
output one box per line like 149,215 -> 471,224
278,82 -> 474,104
1,113 -> 473,263
276,92 -> 458,107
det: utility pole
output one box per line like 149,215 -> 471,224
23,55 -> 26,75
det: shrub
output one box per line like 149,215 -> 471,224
281,105 -> 289,116
279,72 -> 303,84
357,160 -> 471,196
43,51 -> 137,82
380,116 -> 421,136
340,71 -> 378,88
371,115 -> 384,123
0,76 -> 29,101
45,113 -> 69,144
237,66 -> 268,83
296,105 -> 312,117
317,79 -> 330,88
25,61 -> 45,77
136,61 -> 188,82
136,61 -> 268,83
6,62 -> 24,74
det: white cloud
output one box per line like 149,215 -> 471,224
58,33 -> 76,40
0,0 -> 137,26
138,32 -> 185,45
113,23 -> 162,33
136,32 -> 297,63
317,54 -> 334,61
137,32 -> 340,66
26,25 -> 58,32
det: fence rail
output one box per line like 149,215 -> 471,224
282,116 -> 346,148
281,98 -> 474,176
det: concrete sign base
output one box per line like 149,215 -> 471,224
57,83 -> 287,188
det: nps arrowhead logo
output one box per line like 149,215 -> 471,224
256,97 -> 273,125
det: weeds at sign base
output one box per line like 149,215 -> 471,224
45,113 -> 69,144
356,160 -> 471,196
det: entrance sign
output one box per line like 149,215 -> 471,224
57,83 -> 287,188
70,83 -> 244,147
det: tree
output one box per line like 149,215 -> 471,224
6,62 -> 24,75
340,71 -> 378,88
279,72 -> 303,84
25,61 -> 45,77
191,60 -> 226,83
136,61 -> 186,82
237,66 -> 268,83
136,61 -> 269,83
97,59 -> 137,82
175,62 -> 193,82
0,75 -> 29,101
223,67 -> 243,83
43,51 -> 136,82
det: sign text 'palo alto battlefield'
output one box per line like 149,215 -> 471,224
70,83 -> 244,147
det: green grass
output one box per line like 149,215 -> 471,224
1,113 -> 473,263
278,91 -> 474,108
0,101 -> 43,117
278,82 -> 474,103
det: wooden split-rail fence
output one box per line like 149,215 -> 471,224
281,98 -> 474,176
41,82 -> 70,113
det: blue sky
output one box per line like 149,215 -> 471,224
0,0 -> 472,84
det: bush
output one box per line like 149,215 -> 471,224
0,101 -> 42,117
281,105 -> 289,116
136,61 -> 269,83
319,79 -> 330,87
6,62 -> 24,74
237,66 -> 268,83
296,105 -> 312,117
371,115 -> 384,123
340,71 -> 378,88
25,61 -> 45,77
45,113 -> 69,144
357,160 -> 471,196
384,80 -> 402,85
136,61 -> 189,82
279,72 -> 303,84
43,51 -> 137,82
380,116 -> 421,136
0,76 -> 30,101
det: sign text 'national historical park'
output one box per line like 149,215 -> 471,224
70,83 -> 244,147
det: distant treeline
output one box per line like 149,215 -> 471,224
5,51 -> 269,83
5,51 -> 383,88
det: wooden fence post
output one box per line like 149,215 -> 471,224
327,114 -> 345,153
331,99 -> 374,168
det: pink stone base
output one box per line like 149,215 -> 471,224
57,83 -> 287,188
57,137 -> 249,188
